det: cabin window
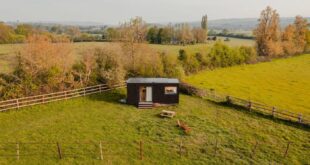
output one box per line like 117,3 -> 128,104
165,86 -> 177,95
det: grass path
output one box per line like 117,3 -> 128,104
184,54 -> 310,115
0,90 -> 309,164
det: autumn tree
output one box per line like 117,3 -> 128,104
294,16 -> 308,53
119,17 -> 148,72
306,29 -> 310,52
65,26 -> 81,40
192,27 -> 207,43
254,6 -> 283,56
281,24 -> 297,55
5,34 -> 75,96
95,47 -> 126,87
175,23 -> 193,45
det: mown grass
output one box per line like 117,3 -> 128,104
0,89 -> 309,164
184,54 -> 310,116
0,38 -> 254,73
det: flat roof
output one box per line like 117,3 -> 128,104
127,78 -> 179,84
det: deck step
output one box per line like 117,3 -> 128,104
138,102 -> 153,109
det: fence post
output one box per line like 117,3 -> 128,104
251,141 -> 258,158
272,107 -> 276,117
57,142 -> 62,159
42,95 -> 45,103
214,139 -> 218,156
16,99 -> 20,109
248,101 -> 252,112
179,140 -> 183,157
99,85 -> 102,93
16,142 -> 20,160
226,96 -> 231,104
99,141 -> 103,160
64,91 -> 67,100
284,142 -> 291,158
139,140 -> 143,160
84,88 -> 86,96
298,114 -> 302,123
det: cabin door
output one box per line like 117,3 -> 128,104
146,87 -> 153,102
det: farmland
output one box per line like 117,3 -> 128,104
0,89 -> 309,164
184,54 -> 310,115
0,38 -> 255,73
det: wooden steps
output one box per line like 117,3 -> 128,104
138,102 -> 153,109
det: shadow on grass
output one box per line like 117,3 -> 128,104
208,100 -> 310,131
87,89 -> 127,104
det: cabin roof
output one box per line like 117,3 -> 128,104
126,78 -> 179,84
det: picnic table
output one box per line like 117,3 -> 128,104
160,110 -> 176,118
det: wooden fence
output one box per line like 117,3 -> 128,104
202,89 -> 310,126
180,83 -> 310,126
0,83 -> 125,112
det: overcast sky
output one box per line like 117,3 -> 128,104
0,0 -> 309,24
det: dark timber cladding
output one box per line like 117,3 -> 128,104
126,78 -> 180,107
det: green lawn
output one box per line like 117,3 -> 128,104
0,89 -> 309,164
184,54 -> 310,116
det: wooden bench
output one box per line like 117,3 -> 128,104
160,110 -> 176,118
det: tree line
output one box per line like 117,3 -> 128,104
0,17 -> 255,99
0,22 -> 102,44
254,6 -> 310,56
103,17 -> 208,45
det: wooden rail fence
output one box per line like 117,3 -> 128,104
203,89 -> 310,126
179,83 -> 310,126
0,83 -> 125,112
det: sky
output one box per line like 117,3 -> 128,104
0,0 -> 309,25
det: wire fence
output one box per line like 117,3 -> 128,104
0,138 -> 300,164
0,83 -> 125,112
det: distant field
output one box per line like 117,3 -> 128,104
184,54 -> 310,115
0,90 -> 308,164
0,38 -> 254,73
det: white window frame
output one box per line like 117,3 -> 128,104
165,86 -> 177,95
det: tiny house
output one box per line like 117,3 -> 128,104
126,78 -> 179,108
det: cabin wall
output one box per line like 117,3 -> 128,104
126,83 -> 179,106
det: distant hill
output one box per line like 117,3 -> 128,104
5,17 -> 310,30
189,17 -> 310,30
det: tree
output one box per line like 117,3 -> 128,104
281,24 -> 297,55
221,29 -> 229,35
254,6 -> 282,56
192,28 -> 207,43
201,15 -> 208,31
104,27 -> 120,41
146,26 -> 159,44
119,17 -> 148,72
0,34 -> 75,98
294,16 -> 308,53
175,23 -> 193,45
65,26 -> 81,40
15,24 -> 34,37
119,17 -> 147,43
0,22 -> 14,44
95,47 -> 125,87
306,29 -> 310,52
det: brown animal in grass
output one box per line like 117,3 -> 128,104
177,120 -> 191,134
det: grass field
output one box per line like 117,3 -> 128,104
184,54 -> 310,116
0,89 -> 308,164
0,38 -> 254,73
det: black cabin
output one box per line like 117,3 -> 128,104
126,78 -> 180,108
